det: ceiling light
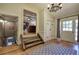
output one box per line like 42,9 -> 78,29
47,3 -> 62,12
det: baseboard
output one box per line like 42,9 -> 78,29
56,38 -> 74,43
61,40 -> 74,43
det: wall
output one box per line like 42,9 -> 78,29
0,3 -> 57,44
39,9 -> 44,39
53,3 -> 79,43
0,3 -> 41,45
39,8 -> 57,42
37,3 -> 79,42
51,18 -> 57,40
45,9 -> 57,41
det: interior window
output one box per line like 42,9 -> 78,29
63,20 -> 72,31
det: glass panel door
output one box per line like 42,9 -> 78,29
60,16 -> 78,42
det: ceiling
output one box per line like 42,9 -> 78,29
26,3 -> 47,8
28,3 -> 79,19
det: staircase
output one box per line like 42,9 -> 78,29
20,34 -> 44,50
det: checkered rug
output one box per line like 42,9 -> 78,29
31,43 -> 77,55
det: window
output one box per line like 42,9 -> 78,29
63,20 -> 72,31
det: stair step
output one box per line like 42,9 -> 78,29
25,41 -> 43,48
22,34 -> 37,38
24,39 -> 42,44
20,34 -> 44,50
23,36 -> 40,43
23,37 -> 40,42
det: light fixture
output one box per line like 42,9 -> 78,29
47,3 -> 62,12
0,20 -> 4,23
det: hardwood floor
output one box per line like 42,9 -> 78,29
0,39 -> 78,55
0,44 -> 19,55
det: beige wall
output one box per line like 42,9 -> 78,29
53,4 -> 79,43
51,18 -> 57,39
0,3 -> 57,44
39,9 -> 44,39
39,8 -> 57,42
0,3 -> 41,45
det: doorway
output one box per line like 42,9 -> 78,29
0,14 -> 18,54
0,14 -> 18,47
60,16 -> 78,43
23,10 -> 37,35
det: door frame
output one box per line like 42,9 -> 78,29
60,16 -> 78,43
0,14 -> 18,46
23,9 -> 37,34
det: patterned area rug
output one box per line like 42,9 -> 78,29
31,43 -> 77,55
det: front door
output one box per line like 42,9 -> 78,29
60,16 -> 78,43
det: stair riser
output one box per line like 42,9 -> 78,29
25,42 -> 43,49
23,36 -> 38,39
25,40 -> 42,45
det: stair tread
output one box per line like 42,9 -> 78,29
22,34 -> 37,38
23,37 -> 40,41
23,36 -> 40,42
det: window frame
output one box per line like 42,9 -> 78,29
62,20 -> 73,31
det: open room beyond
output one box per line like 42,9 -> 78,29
0,3 -> 79,55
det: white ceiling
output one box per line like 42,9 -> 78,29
28,3 -> 79,19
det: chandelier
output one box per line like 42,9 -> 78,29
47,3 -> 62,12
